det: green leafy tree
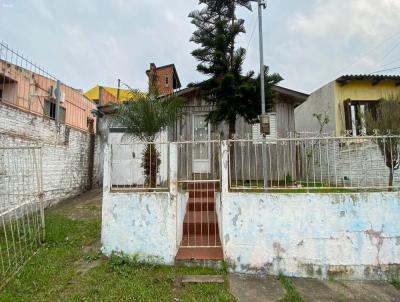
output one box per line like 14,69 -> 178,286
365,98 -> 400,190
189,0 -> 282,139
114,90 -> 183,188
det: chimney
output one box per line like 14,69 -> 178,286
148,63 -> 158,96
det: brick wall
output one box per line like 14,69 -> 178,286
0,102 -> 97,208
156,66 -> 175,96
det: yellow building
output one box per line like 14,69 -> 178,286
84,85 -> 145,105
295,75 -> 400,136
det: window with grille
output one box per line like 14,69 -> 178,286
344,100 -> 379,136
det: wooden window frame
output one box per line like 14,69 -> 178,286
344,100 -> 380,136
44,99 -> 66,123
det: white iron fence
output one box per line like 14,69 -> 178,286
229,135 -> 400,191
110,142 -> 170,191
108,135 -> 400,192
0,146 -> 44,287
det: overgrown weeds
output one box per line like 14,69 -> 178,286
278,274 -> 304,302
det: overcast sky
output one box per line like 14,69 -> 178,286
1,0 -> 400,94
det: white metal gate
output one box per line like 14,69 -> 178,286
177,140 -> 222,248
0,146 -> 44,288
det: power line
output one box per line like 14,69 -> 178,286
312,31 -> 400,92
369,66 -> 400,74
329,31 -> 400,79
245,15 -> 258,52
375,39 -> 400,67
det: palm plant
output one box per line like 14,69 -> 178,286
114,90 -> 183,188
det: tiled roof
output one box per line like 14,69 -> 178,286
337,74 -> 400,84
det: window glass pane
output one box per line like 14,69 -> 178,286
193,115 -> 208,160
194,142 -> 208,160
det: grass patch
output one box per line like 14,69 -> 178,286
278,274 -> 304,302
392,278 -> 400,290
0,200 -> 235,301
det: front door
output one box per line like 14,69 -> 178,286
192,114 -> 211,173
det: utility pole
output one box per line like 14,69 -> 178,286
252,0 -> 269,189
258,0 -> 267,116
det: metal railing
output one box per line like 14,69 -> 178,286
0,146 -> 44,288
110,142 -> 170,191
0,41 -> 96,133
229,135 -> 400,191
177,140 -> 221,184
176,140 -> 221,248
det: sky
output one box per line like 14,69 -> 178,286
1,0 -> 400,94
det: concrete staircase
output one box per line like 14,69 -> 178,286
176,182 -> 223,261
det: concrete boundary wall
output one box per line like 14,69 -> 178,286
101,140 -> 400,280
101,191 -> 178,263
101,143 -> 180,264
220,191 -> 400,280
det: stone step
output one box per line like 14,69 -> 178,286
181,275 -> 224,284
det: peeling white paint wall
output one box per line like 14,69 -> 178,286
101,192 -> 178,264
221,192 -> 400,280
101,142 -> 180,264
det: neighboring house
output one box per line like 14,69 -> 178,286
295,75 -> 400,136
146,63 -> 182,96
0,59 -> 96,132
0,44 -> 98,207
84,85 -> 145,105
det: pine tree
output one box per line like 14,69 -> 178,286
189,0 -> 282,139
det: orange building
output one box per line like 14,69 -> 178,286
0,59 -> 96,133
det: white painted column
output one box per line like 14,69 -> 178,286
169,143 -> 178,196
103,143 -> 111,193
169,143 -> 179,250
221,140 -> 229,194
101,143 -> 111,250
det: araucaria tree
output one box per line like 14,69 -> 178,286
189,0 -> 282,139
365,97 -> 400,190
114,90 -> 183,188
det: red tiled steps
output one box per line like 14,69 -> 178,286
189,190 -> 215,198
177,181 -> 223,262
176,247 -> 223,261
181,234 -> 221,247
187,198 -> 215,211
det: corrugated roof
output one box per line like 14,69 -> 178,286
337,74 -> 400,84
